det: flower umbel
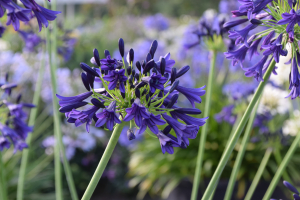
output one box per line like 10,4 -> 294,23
57,39 -> 208,154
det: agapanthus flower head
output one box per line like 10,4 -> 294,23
0,0 -> 60,32
223,0 -> 300,99
0,74 -> 34,152
57,39 -> 208,154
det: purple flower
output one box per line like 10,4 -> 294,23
123,99 -> 150,127
18,30 -> 42,52
223,81 -> 258,100
162,114 -> 199,145
137,114 -> 166,134
175,85 -> 206,108
100,55 -> 122,71
224,43 -> 251,65
0,25 -> 5,37
261,33 -> 287,63
0,135 -> 10,150
5,2 -> 31,31
215,105 -> 237,125
286,56 -> 300,100
244,55 -> 269,81
95,101 -> 121,131
67,105 -> 101,133
228,19 -> 262,47
156,131 -> 181,154
142,74 -> 167,93
155,53 -> 175,74
170,108 -> 208,126
277,9 -> 300,41
20,0 -> 61,31
103,69 -> 127,93
56,91 -> 92,113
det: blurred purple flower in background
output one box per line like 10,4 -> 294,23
144,13 -> 169,31
18,30 -> 42,52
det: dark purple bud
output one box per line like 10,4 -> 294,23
250,18 -> 262,25
93,48 -> 101,66
134,73 -> 140,81
169,80 -> 179,93
141,60 -> 146,69
136,61 -> 142,72
171,68 -> 177,84
283,181 -> 299,194
104,50 -> 110,57
131,98 -> 134,104
59,102 -> 88,113
127,66 -> 132,75
149,40 -> 158,58
143,59 -> 155,74
80,63 -> 100,77
146,53 -> 152,62
174,108 -> 202,114
91,98 -> 105,108
81,73 -> 91,91
129,48 -> 134,64
132,69 -> 136,76
135,89 -> 140,98
87,69 -> 95,89
162,125 -> 172,134
176,65 -> 190,78
135,81 -> 147,89
158,90 -> 163,98
167,94 -> 179,108
118,38 -> 125,57
160,58 -> 166,75
127,129 -> 136,140
17,94 -> 22,103
121,92 -> 125,98
260,30 -> 275,50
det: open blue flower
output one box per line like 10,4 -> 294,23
103,69 -> 127,93
95,101 -> 121,131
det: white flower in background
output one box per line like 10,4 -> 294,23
283,111 -> 300,136
258,84 -> 291,115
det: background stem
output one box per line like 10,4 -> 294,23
0,151 -> 8,200
273,150 -> 292,183
201,59 -> 276,200
191,50 -> 217,200
244,148 -> 272,200
81,123 -> 125,200
16,37 -> 46,200
224,98 -> 261,200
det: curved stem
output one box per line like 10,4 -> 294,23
81,123 -> 125,200
0,151 -> 8,200
263,131 -> 300,200
224,98 -> 261,200
191,50 -> 217,200
201,59 -> 276,200
244,148 -> 272,200
17,41 -> 45,200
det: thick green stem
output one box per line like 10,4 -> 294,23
263,131 -> 300,200
224,99 -> 261,200
81,123 -> 125,200
44,1 -> 62,200
191,50 -> 217,200
201,59 -> 276,200
245,148 -> 272,200
273,150 -> 292,183
17,43 -> 45,200
0,151 -> 8,200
